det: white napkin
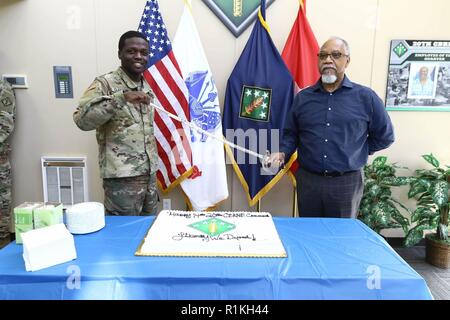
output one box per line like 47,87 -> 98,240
22,223 -> 77,272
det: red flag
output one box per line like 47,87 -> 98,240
281,0 -> 319,181
138,0 -> 194,192
282,0 -> 319,93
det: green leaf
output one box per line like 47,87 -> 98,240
389,209 -> 409,234
416,215 -> 439,228
431,180 -> 449,208
430,215 -> 440,229
404,224 -> 433,247
390,198 -> 412,215
359,211 -> 383,233
359,202 -> 371,217
379,188 -> 392,198
368,184 -> 381,198
404,227 -> 425,247
363,180 -> 377,193
360,197 -> 371,207
372,156 -> 387,168
417,194 -> 434,206
381,176 -> 411,186
418,179 -> 432,192
411,206 -> 436,222
397,176 -> 413,185
377,167 -> 395,179
372,202 -> 391,226
417,199 -> 435,207
358,214 -> 369,225
415,169 -> 441,180
378,195 -> 389,201
422,154 -> 440,168
408,180 -> 427,198
363,165 -> 373,179
392,164 -> 409,170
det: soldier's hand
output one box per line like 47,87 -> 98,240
124,91 -> 151,105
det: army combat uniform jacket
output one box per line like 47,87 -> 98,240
74,67 -> 157,179
0,79 -> 15,158
0,79 -> 15,242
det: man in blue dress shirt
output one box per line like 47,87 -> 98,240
268,37 -> 395,218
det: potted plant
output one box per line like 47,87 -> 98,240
404,153 -> 450,268
359,156 -> 411,235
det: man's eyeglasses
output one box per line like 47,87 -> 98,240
317,52 -> 348,60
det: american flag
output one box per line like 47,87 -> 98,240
138,0 -> 193,191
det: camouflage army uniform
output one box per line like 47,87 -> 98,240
0,79 -> 16,247
73,67 -> 158,216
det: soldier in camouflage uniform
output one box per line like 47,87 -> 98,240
74,31 -> 158,216
0,79 -> 16,249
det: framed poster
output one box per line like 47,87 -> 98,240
202,0 -> 275,37
385,40 -> 450,111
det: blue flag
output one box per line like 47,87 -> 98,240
222,0 -> 295,206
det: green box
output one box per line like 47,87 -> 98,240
33,202 -> 63,229
14,202 -> 43,244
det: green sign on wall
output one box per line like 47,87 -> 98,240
202,0 -> 276,37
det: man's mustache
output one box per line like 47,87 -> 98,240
320,65 -> 337,74
321,65 -> 336,72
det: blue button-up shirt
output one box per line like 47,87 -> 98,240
280,76 -> 395,173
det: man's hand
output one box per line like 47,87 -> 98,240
264,152 -> 285,169
124,91 -> 151,105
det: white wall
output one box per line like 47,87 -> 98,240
1,0 -> 449,235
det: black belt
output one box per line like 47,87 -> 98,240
301,167 -> 359,177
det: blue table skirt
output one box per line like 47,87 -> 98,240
0,216 -> 433,300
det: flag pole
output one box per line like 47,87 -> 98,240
292,187 -> 298,217
257,199 -> 261,212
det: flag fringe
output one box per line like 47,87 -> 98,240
157,166 -> 194,194
224,143 -> 297,207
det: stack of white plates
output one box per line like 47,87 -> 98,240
65,202 -> 105,234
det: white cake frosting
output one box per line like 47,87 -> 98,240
136,210 -> 287,257
65,202 -> 105,234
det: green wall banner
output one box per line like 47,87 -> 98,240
202,0 -> 275,37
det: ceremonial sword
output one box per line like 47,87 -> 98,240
149,102 -> 274,169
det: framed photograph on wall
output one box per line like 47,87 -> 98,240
385,40 -> 450,111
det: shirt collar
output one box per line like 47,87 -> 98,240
312,75 -> 354,92
117,67 -> 142,90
